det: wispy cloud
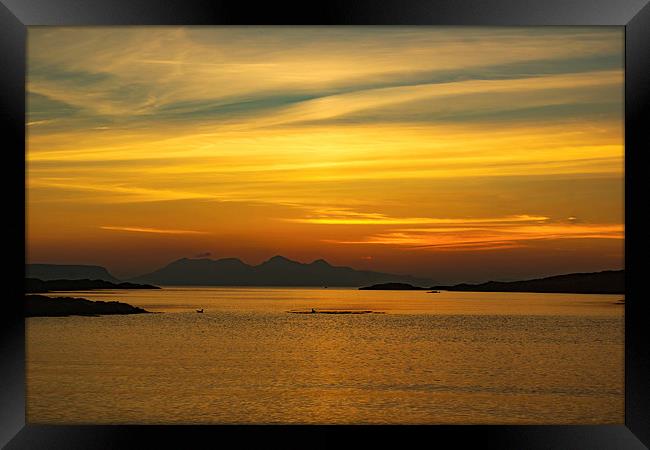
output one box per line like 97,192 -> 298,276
28,179 -> 219,203
26,27 -> 623,131
285,210 -> 549,226
327,222 -> 623,251
27,119 -> 57,127
100,226 -> 210,235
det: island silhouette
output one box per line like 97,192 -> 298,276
28,256 -> 434,287
27,259 -> 624,294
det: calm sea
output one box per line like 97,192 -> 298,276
26,287 -> 624,424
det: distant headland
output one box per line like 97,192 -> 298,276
26,278 -> 160,294
431,270 -> 624,294
360,270 -> 623,294
27,264 -> 120,283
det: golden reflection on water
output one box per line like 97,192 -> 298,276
27,288 -> 623,424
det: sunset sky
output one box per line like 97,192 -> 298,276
26,27 -> 624,283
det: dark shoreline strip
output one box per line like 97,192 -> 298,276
25,294 -> 150,317
26,277 -> 160,294
288,310 -> 385,315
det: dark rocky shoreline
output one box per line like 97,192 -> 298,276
25,294 -> 150,317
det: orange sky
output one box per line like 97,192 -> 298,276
26,27 -> 624,283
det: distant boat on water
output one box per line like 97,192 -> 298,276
196,308 -> 204,313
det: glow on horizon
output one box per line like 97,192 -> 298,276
26,27 -> 624,282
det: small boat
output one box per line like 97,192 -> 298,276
427,290 -> 440,294
196,308 -> 204,313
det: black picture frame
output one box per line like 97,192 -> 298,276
1,1 -> 648,448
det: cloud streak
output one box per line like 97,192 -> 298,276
100,226 -> 210,235
326,222 -> 623,251
285,211 -> 549,226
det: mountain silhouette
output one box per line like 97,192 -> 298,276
26,264 -> 120,282
130,255 -> 435,287
431,270 -> 624,294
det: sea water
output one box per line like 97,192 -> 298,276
26,287 -> 624,424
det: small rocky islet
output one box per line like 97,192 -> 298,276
25,295 -> 150,317
287,309 -> 385,315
